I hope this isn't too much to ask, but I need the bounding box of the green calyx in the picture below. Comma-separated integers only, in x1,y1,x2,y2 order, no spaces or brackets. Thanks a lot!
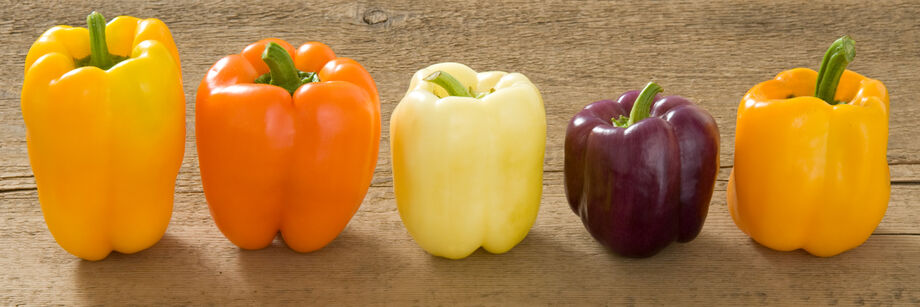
424,71,489,99
75,11,127,70
612,82,663,127
254,42,319,95
814,35,856,105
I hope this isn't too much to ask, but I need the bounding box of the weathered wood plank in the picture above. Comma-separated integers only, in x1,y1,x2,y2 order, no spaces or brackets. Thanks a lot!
2,183,919,305
1,0,919,305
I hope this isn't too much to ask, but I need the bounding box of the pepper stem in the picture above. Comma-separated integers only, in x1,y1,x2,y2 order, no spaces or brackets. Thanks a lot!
612,82,663,127
86,12,114,69
262,42,304,95
814,36,855,104
424,71,473,97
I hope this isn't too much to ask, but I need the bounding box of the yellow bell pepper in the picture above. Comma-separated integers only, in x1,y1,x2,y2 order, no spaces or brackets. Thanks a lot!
390,63,546,259
21,12,184,260
728,36,889,257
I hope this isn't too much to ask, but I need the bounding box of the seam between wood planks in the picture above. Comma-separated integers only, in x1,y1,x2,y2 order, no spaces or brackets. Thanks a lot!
0,187,37,193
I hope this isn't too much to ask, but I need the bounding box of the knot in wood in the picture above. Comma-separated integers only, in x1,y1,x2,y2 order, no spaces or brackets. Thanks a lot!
363,9,388,25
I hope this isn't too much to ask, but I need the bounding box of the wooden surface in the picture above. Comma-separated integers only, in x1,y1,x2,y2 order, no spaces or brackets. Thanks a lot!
2,0,919,305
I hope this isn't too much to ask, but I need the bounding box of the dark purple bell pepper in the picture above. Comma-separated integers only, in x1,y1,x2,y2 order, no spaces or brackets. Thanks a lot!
564,82,719,257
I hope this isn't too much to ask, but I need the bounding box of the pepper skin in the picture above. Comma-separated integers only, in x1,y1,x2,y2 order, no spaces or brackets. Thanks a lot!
728,36,889,257
196,39,380,252
564,83,719,257
390,63,546,259
21,12,184,260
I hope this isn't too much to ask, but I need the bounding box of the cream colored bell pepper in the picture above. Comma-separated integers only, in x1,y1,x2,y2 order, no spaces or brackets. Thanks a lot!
390,62,546,259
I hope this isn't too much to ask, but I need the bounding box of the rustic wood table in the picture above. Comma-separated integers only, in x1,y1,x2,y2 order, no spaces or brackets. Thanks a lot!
2,0,919,305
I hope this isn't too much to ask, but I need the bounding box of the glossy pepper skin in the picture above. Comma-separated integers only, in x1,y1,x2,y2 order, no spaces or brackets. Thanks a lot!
728,40,889,257
390,63,546,259
564,83,719,257
196,39,380,252
21,13,184,260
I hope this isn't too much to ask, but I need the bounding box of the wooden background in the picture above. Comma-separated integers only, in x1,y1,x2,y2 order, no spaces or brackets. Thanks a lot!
2,0,919,305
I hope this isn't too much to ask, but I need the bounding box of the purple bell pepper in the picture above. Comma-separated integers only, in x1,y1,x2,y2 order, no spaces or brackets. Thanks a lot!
564,82,720,257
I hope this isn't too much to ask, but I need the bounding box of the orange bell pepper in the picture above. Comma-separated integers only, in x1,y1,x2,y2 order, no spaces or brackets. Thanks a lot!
196,38,380,252
728,36,890,257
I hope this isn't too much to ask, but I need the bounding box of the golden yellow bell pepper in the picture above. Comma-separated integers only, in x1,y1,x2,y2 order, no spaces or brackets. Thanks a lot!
21,12,184,260
390,63,546,259
728,36,889,257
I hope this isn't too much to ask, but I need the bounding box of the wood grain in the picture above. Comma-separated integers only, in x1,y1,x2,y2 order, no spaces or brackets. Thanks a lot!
2,0,919,305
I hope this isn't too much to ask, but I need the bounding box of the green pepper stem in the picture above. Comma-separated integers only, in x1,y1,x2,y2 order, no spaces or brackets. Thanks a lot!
814,36,855,104
613,82,663,127
262,42,304,95
424,71,473,97
86,12,114,69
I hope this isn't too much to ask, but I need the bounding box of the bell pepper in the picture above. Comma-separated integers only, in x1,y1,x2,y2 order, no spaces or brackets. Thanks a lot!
390,63,546,259
196,38,380,252
728,36,890,257
564,82,720,257
21,12,184,260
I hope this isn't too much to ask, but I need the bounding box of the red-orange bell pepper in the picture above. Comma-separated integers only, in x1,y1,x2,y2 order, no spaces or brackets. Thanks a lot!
196,38,380,252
